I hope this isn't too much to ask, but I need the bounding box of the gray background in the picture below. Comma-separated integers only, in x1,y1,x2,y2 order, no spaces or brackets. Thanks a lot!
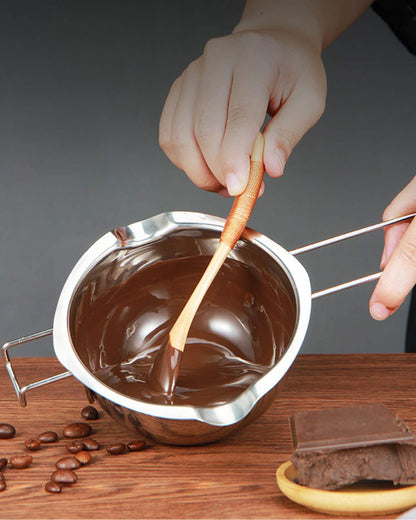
1,1,415,357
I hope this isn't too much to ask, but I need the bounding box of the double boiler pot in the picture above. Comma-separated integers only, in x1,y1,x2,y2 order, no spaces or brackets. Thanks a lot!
3,211,415,445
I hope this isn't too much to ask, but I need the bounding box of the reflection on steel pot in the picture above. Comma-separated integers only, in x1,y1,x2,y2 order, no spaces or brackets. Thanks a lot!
3,211,415,445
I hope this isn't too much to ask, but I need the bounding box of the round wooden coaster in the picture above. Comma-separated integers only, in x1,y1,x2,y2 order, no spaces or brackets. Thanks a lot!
276,460,416,517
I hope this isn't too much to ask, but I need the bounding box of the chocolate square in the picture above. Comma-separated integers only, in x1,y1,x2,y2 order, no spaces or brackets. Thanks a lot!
290,404,416,490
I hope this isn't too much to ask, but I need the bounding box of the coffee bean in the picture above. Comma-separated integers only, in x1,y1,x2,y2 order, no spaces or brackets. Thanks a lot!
9,454,33,469
0,458,7,471
55,457,81,470
62,422,92,439
0,423,16,439
24,438,42,451
51,469,78,484
81,405,99,421
106,443,126,455
127,440,147,452
82,438,100,451
45,480,62,493
66,441,84,454
38,431,58,443
74,451,92,465
0,473,6,491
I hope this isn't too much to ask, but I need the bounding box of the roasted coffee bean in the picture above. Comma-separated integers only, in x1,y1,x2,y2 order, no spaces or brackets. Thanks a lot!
55,456,81,470
0,458,7,471
0,423,16,439
66,441,84,454
38,431,58,443
106,443,126,455
45,480,62,493
81,405,99,421
0,473,6,492
9,454,33,469
127,440,147,452
24,438,42,451
82,438,100,451
74,451,92,466
62,422,92,439
51,469,78,484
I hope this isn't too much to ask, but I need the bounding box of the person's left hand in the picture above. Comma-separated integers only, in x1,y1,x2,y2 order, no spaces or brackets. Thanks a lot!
370,175,416,320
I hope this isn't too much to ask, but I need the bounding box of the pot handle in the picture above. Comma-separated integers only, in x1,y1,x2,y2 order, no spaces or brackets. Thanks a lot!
289,212,416,300
2,329,71,407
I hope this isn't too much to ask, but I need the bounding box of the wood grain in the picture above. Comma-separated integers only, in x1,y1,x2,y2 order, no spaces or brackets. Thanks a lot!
0,354,414,519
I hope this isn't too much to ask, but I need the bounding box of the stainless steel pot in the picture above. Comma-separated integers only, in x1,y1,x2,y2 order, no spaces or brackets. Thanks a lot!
3,211,415,445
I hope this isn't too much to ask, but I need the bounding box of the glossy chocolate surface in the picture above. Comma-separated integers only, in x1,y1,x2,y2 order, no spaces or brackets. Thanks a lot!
70,230,296,407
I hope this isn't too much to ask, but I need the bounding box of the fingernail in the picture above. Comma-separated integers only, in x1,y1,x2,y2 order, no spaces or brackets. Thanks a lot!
226,173,246,196
370,302,391,321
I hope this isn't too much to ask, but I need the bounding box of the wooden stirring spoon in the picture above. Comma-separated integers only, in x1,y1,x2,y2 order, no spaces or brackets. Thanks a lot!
148,133,265,398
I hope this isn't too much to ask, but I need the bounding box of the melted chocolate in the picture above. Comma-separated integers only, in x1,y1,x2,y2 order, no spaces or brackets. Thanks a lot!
147,339,182,398
72,251,296,407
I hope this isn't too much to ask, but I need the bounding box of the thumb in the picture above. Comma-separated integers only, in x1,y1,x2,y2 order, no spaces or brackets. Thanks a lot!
263,78,326,177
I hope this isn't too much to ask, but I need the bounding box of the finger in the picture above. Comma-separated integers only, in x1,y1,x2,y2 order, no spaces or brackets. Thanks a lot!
169,61,222,192
263,75,326,178
380,175,416,268
159,77,182,160
380,222,408,269
383,175,416,220
193,38,234,186
220,57,274,195
370,217,416,320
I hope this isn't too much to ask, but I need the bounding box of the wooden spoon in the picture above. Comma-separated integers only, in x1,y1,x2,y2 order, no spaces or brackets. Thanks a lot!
148,133,265,397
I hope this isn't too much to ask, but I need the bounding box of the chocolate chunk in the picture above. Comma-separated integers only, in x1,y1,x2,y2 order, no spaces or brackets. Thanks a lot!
290,404,416,490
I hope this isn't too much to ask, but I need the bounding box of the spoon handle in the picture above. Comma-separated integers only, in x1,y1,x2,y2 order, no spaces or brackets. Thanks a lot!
168,133,265,352
220,133,265,248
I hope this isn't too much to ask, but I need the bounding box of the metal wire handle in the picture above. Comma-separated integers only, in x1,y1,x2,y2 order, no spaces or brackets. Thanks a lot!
290,212,416,300
2,329,71,406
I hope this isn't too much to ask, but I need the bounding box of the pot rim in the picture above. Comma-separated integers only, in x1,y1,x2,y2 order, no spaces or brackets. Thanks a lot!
53,211,311,426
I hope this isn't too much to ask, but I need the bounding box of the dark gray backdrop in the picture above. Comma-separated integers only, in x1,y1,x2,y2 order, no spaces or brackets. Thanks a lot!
1,1,415,357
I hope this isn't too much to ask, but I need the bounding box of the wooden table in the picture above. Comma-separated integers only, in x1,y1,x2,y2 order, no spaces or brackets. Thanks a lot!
0,354,415,519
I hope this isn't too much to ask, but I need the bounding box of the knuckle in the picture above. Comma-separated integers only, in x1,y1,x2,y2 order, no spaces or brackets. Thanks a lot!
227,104,250,126
311,90,326,120
182,58,200,79
383,203,395,222
194,112,212,144
398,239,416,265
170,133,192,154
158,133,172,155
203,37,225,56
237,30,270,51
275,128,299,157
158,125,171,151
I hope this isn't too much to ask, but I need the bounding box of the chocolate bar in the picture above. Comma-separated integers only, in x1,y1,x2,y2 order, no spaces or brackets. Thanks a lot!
290,404,416,490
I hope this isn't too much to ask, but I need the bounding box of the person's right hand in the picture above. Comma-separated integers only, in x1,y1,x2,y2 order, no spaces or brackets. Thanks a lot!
159,28,327,196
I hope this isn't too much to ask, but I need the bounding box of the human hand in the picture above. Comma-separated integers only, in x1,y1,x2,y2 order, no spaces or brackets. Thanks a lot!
370,176,416,320
159,28,326,196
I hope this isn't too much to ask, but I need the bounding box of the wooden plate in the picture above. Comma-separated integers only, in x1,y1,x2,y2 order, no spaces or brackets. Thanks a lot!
276,461,416,516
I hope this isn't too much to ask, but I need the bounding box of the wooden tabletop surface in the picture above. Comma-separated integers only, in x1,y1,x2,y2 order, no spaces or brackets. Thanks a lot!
0,354,415,519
